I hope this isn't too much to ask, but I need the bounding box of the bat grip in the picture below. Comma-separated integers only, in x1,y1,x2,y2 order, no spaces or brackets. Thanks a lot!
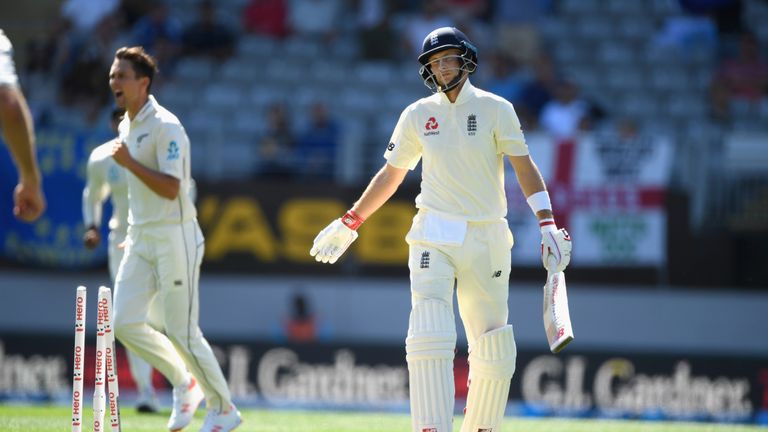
547,255,558,275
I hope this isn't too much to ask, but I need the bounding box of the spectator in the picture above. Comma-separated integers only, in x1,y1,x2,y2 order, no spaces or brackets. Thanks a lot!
712,31,768,105
678,0,744,37
181,0,237,61
288,0,343,43
58,20,115,124
256,103,295,178
130,2,182,73
296,102,340,178
402,0,454,58
354,0,398,61
242,0,289,38
60,0,120,37
517,54,558,131
539,79,589,138
446,0,491,22
284,292,317,343
482,51,528,104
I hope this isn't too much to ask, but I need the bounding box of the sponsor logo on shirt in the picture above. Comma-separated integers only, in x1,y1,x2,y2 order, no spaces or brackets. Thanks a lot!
423,117,439,136
137,133,149,143
167,140,179,161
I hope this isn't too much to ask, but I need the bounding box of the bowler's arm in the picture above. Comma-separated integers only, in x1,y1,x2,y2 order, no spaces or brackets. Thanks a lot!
112,140,180,200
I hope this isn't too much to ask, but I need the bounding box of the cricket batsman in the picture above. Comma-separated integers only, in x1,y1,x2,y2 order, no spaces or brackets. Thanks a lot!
310,27,571,432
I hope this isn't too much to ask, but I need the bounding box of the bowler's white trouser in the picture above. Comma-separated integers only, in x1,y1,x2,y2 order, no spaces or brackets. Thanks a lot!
109,227,160,399
113,219,232,412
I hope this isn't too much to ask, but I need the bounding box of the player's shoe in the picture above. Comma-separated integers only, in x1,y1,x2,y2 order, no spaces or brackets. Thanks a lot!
199,404,242,432
167,377,205,431
136,391,160,413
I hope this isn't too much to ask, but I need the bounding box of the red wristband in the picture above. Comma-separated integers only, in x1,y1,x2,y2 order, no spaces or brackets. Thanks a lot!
539,218,557,233
341,210,365,231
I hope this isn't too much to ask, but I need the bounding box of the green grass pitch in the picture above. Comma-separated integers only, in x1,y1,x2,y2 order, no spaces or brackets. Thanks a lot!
0,404,762,431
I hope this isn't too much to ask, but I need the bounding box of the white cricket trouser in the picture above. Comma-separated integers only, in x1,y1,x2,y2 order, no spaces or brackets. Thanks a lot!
113,219,232,412
406,217,514,432
109,227,160,398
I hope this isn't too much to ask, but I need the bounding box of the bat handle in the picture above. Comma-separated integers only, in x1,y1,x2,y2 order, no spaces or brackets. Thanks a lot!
547,255,558,275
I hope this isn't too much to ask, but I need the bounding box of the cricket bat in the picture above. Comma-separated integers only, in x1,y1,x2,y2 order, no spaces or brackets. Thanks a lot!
543,259,574,353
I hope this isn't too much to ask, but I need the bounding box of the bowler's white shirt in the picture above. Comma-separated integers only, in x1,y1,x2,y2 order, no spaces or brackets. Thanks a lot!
83,141,129,233
385,80,528,221
118,95,196,226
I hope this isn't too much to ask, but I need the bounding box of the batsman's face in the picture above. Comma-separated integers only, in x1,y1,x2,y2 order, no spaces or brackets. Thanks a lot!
427,49,462,86
109,59,147,109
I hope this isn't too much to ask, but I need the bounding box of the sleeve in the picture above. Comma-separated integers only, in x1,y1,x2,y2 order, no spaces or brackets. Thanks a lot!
155,122,188,180
383,106,422,170
82,151,109,228
495,100,529,156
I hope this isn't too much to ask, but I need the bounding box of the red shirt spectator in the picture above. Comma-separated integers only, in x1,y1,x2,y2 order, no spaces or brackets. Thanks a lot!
242,0,289,38
714,31,768,102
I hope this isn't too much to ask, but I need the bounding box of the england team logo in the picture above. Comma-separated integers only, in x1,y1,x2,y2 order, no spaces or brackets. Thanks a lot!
467,114,477,135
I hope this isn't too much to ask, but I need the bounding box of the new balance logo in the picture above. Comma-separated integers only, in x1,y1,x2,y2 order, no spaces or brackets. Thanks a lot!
492,270,502,278
420,251,430,269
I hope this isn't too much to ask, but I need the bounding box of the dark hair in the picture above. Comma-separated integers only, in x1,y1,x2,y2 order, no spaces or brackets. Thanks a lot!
114,46,159,92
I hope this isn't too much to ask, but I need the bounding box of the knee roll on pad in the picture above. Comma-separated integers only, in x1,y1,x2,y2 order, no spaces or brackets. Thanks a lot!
461,325,517,432
406,299,456,432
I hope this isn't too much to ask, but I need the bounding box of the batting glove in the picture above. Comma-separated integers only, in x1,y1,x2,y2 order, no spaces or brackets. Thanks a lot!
540,218,572,273
310,211,364,264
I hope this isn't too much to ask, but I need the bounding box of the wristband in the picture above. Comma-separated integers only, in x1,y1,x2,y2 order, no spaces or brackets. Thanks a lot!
526,191,552,214
341,210,365,231
539,218,557,233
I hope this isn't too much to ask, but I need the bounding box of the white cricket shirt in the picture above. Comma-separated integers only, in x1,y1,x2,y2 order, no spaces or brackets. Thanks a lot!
83,140,129,233
385,80,528,221
117,95,196,226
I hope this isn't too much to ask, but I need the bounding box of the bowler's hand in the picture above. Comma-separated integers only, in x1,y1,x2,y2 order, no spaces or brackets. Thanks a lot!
541,228,571,273
13,179,45,222
111,139,132,167
310,219,358,264
83,226,101,249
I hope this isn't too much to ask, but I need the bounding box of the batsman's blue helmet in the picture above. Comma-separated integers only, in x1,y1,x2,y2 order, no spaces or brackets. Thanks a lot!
418,27,478,93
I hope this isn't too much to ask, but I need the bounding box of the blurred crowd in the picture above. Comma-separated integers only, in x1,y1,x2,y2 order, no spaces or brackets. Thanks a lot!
11,0,768,181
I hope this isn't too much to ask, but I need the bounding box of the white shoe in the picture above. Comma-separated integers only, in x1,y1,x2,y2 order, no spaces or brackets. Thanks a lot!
200,405,242,432
167,377,205,431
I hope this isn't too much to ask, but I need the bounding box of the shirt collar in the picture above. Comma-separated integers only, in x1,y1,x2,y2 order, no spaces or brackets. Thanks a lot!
133,95,158,123
438,78,475,105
